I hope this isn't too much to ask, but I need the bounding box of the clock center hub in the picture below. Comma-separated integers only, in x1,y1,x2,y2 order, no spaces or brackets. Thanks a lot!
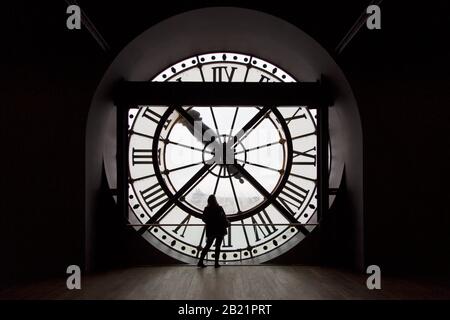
202,134,247,179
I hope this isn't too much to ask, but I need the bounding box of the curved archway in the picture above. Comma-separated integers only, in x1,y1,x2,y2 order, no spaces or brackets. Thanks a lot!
85,7,364,270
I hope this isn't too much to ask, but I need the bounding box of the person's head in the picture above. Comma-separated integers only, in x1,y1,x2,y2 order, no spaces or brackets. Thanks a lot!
207,194,219,207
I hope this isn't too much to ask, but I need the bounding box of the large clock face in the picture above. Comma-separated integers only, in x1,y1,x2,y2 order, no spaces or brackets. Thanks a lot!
127,52,322,263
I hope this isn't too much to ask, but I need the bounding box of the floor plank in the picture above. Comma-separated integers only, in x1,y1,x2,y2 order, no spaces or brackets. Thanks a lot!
1,266,449,300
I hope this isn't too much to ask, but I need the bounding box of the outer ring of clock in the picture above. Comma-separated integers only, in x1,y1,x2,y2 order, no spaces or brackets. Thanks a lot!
90,7,358,265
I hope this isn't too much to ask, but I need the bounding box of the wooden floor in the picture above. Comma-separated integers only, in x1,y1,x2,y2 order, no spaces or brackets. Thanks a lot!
1,265,450,300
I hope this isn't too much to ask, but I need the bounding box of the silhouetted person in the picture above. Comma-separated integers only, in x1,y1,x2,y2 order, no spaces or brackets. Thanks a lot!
198,195,230,268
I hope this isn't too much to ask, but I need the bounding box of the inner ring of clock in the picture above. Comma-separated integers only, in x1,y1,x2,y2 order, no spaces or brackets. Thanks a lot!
156,106,291,218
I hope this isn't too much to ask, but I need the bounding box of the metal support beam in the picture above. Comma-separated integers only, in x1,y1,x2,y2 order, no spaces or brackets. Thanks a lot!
316,76,329,222
114,81,332,107
116,103,129,221
64,0,110,52
128,224,319,227
335,0,383,55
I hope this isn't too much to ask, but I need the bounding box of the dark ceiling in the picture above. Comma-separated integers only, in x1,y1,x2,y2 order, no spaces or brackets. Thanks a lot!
77,0,369,55
7,1,450,67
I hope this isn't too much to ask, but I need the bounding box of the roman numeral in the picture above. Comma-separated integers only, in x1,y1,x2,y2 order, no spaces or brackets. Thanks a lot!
142,107,162,124
142,107,172,129
293,146,316,166
259,74,271,82
173,215,191,238
132,148,152,165
292,131,316,141
285,110,307,124
222,227,232,248
278,181,309,215
251,210,278,242
139,183,168,211
212,66,237,82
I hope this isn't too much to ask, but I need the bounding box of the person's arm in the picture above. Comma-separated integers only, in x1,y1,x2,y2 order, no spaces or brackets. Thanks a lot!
201,207,208,223
221,207,230,227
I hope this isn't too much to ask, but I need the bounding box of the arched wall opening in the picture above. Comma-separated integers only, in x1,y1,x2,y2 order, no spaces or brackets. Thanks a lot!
85,7,364,271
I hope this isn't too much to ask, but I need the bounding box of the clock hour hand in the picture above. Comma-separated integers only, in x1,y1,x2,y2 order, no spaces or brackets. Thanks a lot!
176,107,245,183
177,108,219,148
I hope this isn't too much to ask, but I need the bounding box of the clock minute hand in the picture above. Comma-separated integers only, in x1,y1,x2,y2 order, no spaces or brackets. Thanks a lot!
232,163,309,236
230,106,270,149
175,107,245,183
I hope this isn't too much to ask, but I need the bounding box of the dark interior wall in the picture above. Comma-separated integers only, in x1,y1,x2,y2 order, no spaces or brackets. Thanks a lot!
2,1,450,286
1,2,107,286
340,2,450,276
93,171,179,270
